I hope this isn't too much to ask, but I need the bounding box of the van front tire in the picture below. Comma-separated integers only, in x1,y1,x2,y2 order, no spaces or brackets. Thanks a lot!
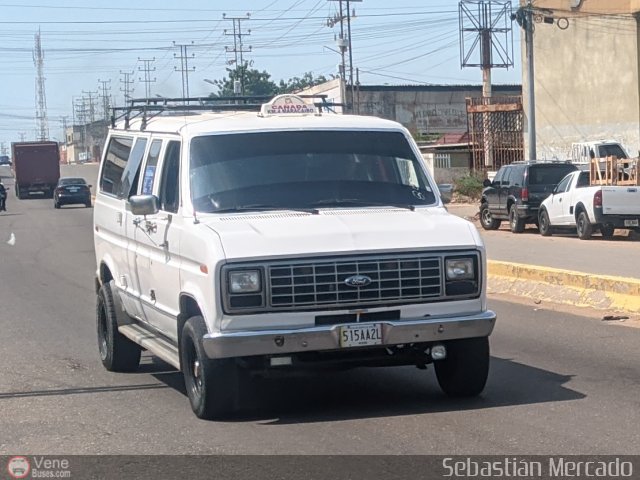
96,282,141,372
434,337,490,397
181,316,240,420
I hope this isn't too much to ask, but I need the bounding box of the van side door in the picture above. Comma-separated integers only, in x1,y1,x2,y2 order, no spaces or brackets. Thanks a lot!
133,140,183,341
95,135,143,317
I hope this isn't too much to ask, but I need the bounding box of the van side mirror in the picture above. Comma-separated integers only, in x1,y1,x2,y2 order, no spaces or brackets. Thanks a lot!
483,179,492,188
129,194,159,216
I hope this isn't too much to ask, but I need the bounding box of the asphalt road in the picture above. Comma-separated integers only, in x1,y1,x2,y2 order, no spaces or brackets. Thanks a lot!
0,165,639,455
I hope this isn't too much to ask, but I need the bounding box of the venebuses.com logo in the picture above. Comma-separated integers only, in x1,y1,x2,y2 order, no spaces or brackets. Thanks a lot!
7,456,31,479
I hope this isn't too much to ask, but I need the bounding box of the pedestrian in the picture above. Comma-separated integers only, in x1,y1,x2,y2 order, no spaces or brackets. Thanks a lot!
0,180,7,212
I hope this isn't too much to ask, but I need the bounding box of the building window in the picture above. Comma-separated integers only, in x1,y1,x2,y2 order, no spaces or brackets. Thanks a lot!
434,153,451,169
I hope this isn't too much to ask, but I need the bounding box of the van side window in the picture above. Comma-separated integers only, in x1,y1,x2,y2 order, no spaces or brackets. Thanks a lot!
159,141,181,213
100,136,133,196
141,139,162,195
120,137,148,198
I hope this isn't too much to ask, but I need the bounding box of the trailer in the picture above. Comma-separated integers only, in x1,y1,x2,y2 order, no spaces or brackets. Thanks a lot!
11,141,61,199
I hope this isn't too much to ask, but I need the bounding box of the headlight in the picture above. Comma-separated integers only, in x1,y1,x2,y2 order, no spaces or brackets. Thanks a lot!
229,270,261,293
445,258,475,280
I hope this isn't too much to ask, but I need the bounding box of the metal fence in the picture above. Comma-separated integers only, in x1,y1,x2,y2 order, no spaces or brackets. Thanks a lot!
466,96,524,171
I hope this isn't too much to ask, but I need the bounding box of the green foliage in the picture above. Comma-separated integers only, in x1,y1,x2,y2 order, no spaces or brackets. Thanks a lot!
210,65,278,97
277,72,332,93
208,66,331,97
454,173,484,200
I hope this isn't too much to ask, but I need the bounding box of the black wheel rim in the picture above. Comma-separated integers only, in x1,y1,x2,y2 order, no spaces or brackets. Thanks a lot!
185,339,203,399
97,300,108,361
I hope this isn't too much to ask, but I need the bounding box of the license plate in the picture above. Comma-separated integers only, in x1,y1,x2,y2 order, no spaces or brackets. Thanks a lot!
68,187,79,192
624,219,639,227
339,323,383,348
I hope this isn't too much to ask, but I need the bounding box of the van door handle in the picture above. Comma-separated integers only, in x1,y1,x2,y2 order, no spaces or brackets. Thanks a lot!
116,212,123,225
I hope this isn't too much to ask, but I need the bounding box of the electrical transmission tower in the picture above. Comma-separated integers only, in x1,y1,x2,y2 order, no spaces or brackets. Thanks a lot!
98,79,112,120
137,57,156,98
327,0,362,112
174,41,196,99
120,70,135,104
33,29,49,141
459,1,514,168
223,13,252,95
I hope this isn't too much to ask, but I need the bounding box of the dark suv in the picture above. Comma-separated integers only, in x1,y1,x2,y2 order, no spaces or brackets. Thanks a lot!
480,162,578,233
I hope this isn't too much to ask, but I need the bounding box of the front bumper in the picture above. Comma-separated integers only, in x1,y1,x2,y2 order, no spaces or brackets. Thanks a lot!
202,310,496,359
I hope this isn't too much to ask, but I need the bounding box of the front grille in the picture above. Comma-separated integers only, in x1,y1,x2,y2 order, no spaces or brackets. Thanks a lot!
268,254,443,309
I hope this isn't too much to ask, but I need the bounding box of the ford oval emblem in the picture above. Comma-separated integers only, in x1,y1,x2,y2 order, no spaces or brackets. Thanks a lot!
344,275,372,288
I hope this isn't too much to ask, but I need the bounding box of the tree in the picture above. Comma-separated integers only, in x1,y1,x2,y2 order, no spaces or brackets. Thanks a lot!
278,72,332,94
208,67,333,98
210,65,278,97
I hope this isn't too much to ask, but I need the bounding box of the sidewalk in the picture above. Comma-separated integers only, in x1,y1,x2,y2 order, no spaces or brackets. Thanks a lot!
447,203,640,314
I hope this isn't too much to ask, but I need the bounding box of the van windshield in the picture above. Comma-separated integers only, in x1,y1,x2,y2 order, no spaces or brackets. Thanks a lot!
189,130,435,213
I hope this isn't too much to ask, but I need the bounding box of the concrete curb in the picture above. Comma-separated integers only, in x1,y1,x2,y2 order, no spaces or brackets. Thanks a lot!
488,260,640,314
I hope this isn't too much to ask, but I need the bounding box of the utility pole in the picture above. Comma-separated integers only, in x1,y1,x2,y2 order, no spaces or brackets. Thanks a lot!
120,70,135,104
524,0,536,160
60,116,69,144
98,79,112,120
33,28,49,141
174,41,196,99
137,57,156,98
19,132,26,142
223,13,252,95
327,0,362,112
82,91,97,123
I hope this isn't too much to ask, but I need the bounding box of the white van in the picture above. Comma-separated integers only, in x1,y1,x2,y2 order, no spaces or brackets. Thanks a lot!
93,95,496,419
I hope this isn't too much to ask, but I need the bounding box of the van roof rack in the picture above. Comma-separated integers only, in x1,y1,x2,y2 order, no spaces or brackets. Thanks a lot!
110,94,342,130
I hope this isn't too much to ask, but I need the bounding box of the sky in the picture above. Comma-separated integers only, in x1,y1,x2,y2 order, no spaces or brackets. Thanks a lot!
0,0,523,149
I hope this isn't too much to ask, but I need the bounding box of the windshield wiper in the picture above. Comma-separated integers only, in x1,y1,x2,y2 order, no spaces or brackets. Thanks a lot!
212,203,320,215
308,199,416,211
